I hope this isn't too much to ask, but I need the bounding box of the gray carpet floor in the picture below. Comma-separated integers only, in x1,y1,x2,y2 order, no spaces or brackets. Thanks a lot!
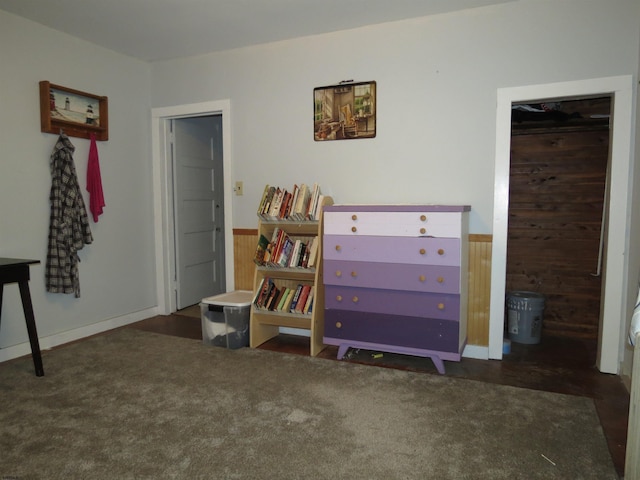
0,329,618,479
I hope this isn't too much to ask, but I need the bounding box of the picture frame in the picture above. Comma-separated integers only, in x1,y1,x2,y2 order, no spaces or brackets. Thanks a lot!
314,81,376,141
39,81,109,141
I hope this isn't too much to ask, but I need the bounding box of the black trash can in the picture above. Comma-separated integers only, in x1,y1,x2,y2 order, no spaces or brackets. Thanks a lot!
506,291,545,345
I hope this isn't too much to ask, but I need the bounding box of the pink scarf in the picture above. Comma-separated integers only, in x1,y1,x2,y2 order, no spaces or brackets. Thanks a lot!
87,133,105,222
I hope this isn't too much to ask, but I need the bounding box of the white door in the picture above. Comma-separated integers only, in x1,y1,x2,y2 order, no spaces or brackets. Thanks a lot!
172,115,226,308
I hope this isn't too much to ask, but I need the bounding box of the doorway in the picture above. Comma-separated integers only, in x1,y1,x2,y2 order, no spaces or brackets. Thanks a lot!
151,100,234,316
489,76,635,374
506,97,611,358
172,115,226,309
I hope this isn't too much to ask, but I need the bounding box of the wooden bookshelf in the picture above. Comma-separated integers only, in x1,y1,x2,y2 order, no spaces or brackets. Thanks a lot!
250,196,333,356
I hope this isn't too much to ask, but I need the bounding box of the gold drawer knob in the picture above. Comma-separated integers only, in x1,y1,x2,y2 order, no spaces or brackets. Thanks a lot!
419,275,426,282
419,248,426,255
438,303,445,310
335,270,342,278
420,227,426,235
336,321,342,329
437,276,444,284
335,245,341,251
351,214,358,221
420,215,427,222
336,295,343,302
351,271,357,278
438,248,445,256
352,296,359,303
351,226,357,233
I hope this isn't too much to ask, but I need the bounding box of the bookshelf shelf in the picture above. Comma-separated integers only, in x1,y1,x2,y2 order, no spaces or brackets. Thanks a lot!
250,195,334,356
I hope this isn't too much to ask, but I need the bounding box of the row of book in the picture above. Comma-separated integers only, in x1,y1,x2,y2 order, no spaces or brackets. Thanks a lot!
253,278,315,315
257,183,325,221
254,229,319,269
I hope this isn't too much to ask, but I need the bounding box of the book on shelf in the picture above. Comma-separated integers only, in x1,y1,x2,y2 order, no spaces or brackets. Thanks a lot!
282,288,296,312
270,288,286,311
307,183,320,220
292,184,310,221
307,237,319,268
268,228,285,267
256,183,326,222
255,232,318,270
277,237,294,267
313,194,325,220
253,234,270,266
307,297,313,314
276,287,290,311
289,184,299,219
259,186,277,219
288,239,301,268
254,277,273,308
253,277,265,306
265,286,280,311
294,285,311,314
297,242,308,268
268,188,284,219
303,286,315,314
257,184,270,217
288,285,303,313
279,191,292,219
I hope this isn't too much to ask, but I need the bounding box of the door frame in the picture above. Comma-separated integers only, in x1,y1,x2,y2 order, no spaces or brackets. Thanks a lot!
151,100,233,315
489,75,634,373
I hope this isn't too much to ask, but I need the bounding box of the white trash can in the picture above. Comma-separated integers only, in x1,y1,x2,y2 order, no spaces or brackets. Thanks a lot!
200,290,253,349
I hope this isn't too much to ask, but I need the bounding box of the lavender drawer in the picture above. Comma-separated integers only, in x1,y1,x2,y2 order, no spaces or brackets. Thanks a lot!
325,285,460,321
324,259,460,294
323,235,460,266
324,309,461,354
323,210,465,238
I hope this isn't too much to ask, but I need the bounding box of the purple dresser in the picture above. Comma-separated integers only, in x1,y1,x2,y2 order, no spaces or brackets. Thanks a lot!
322,205,470,374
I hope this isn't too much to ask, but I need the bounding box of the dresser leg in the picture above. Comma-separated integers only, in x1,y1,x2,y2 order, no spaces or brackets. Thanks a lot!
337,344,350,360
430,355,445,375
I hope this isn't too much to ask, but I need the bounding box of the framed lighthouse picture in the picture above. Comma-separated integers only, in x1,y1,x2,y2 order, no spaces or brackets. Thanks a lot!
39,81,109,141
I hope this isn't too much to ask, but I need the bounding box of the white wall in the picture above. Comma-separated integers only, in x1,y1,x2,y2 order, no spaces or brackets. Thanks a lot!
1,0,639,368
0,11,155,354
150,0,639,236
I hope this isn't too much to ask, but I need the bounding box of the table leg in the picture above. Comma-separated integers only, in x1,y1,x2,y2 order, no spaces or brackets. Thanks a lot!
18,281,44,376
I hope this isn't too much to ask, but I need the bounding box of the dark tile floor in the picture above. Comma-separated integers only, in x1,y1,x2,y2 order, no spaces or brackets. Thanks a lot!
129,313,629,478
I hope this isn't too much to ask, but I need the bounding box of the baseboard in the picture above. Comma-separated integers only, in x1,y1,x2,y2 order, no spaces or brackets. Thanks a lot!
0,307,159,365
462,344,489,360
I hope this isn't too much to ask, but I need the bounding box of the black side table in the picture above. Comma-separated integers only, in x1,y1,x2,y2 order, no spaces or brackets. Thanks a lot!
0,258,44,376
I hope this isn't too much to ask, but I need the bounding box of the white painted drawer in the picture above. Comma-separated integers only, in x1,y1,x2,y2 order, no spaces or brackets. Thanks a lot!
324,211,463,238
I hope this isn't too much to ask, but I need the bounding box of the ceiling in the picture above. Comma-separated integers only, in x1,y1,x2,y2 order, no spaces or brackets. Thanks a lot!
0,0,515,62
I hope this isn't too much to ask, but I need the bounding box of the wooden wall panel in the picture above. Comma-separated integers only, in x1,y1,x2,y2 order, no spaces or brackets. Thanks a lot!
467,234,492,346
233,229,493,347
233,229,257,291
508,124,609,339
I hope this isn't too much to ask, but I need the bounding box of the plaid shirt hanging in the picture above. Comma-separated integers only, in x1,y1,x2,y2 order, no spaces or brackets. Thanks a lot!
45,133,93,298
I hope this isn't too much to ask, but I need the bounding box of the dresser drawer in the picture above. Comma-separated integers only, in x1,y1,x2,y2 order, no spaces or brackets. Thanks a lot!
324,310,460,353
324,259,460,294
325,285,460,321
323,235,460,266
324,211,464,238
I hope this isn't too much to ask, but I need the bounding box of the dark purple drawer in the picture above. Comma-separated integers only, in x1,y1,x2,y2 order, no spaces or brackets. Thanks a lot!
323,259,460,293
323,235,460,266
324,285,460,321
324,309,461,354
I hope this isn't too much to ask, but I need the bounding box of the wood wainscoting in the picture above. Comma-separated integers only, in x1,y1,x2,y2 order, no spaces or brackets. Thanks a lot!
233,229,492,347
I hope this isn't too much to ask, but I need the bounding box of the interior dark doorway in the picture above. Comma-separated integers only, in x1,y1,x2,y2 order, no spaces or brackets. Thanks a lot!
506,96,612,367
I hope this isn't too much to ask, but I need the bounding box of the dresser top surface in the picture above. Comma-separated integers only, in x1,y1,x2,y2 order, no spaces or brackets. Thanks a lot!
325,205,471,213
